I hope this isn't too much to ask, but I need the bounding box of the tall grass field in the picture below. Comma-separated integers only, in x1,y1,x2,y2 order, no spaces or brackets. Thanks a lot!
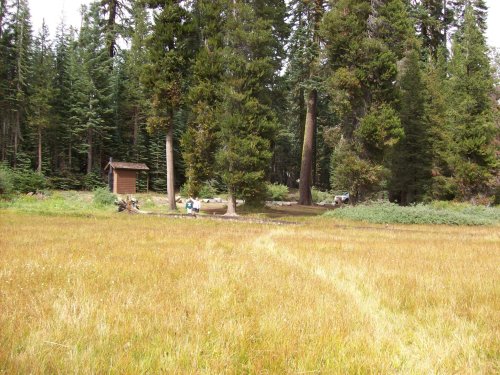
0,204,499,372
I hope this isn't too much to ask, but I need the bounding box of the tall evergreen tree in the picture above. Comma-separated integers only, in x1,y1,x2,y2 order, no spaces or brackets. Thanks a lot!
29,20,55,173
71,3,113,176
0,0,16,162
182,0,225,197
323,0,409,202
411,0,452,59
100,0,132,59
297,0,323,206
109,0,150,186
142,0,194,210
390,46,432,204
449,0,488,32
447,4,497,198
424,50,456,200
53,25,80,174
10,0,31,168
214,0,286,215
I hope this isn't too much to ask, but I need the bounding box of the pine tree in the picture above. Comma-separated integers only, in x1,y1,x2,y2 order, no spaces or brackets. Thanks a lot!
449,0,488,32
123,0,149,161
420,48,458,200
29,20,55,174
54,25,81,174
323,0,409,202
447,4,497,198
214,0,286,215
0,0,16,162
100,0,130,59
71,3,113,176
296,0,323,206
411,0,452,59
390,46,432,204
142,0,195,210
181,0,225,197
9,0,31,168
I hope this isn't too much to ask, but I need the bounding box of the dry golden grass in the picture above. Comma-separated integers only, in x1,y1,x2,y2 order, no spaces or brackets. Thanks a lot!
0,212,498,373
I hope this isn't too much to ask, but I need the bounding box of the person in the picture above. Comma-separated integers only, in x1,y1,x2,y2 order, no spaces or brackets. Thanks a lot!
193,197,201,214
185,197,193,214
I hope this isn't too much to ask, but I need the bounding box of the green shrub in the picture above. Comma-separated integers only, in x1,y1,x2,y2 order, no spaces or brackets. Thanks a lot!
0,164,14,194
48,174,84,190
83,172,105,191
181,180,219,199
199,180,218,199
179,184,189,198
266,183,289,201
93,187,116,206
324,201,500,226
312,187,332,203
13,169,47,193
494,185,500,206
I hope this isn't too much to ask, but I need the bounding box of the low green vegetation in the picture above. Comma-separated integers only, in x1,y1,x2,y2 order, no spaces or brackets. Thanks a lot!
325,201,500,226
180,180,220,199
92,187,117,206
0,191,115,217
0,164,47,194
2,190,498,226
265,183,289,201
311,187,333,203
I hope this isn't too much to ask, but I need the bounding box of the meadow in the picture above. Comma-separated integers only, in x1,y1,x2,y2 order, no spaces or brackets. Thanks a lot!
0,195,499,373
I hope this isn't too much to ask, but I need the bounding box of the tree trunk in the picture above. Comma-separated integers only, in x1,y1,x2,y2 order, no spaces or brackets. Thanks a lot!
13,111,19,168
0,0,4,40
106,0,118,59
1,117,6,161
166,122,176,210
133,107,138,146
298,88,317,205
298,0,322,205
87,128,93,174
68,139,72,171
37,126,42,173
225,188,237,216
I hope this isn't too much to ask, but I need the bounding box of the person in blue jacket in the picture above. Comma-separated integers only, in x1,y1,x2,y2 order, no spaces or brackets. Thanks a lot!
185,197,194,214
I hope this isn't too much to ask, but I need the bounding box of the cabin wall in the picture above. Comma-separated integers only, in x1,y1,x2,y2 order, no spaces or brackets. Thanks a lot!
114,170,137,194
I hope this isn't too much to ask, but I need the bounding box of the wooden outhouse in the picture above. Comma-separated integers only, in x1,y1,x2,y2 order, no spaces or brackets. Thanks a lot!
104,160,149,194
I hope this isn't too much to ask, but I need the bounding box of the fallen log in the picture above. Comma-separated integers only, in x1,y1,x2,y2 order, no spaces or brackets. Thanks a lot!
115,196,142,213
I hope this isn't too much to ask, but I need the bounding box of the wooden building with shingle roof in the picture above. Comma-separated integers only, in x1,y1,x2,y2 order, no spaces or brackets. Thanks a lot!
104,159,149,194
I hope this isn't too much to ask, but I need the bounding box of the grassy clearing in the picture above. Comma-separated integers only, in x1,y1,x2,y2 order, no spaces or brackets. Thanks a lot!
0,211,498,373
325,201,500,226
0,191,115,218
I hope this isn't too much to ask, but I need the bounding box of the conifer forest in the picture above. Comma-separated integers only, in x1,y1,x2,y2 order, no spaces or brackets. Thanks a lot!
0,0,498,207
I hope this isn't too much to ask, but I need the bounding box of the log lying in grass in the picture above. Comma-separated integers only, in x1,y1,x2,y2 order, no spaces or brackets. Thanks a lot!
115,196,143,214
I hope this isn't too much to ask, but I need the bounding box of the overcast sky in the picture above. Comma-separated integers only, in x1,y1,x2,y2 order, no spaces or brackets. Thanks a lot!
29,0,500,50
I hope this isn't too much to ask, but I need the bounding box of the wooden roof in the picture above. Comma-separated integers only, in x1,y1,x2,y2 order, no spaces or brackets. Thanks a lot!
105,161,149,171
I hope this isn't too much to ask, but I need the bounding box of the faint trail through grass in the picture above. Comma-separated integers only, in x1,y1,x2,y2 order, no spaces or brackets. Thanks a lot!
252,228,494,373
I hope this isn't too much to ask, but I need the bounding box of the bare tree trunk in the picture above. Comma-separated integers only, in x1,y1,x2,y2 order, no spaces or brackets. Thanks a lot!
106,0,118,59
14,111,19,168
87,128,93,174
68,139,72,171
1,117,6,161
14,0,24,169
225,188,237,216
0,0,4,40
298,0,322,206
166,123,176,210
37,126,42,173
133,107,138,146
443,0,447,46
298,89,317,205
